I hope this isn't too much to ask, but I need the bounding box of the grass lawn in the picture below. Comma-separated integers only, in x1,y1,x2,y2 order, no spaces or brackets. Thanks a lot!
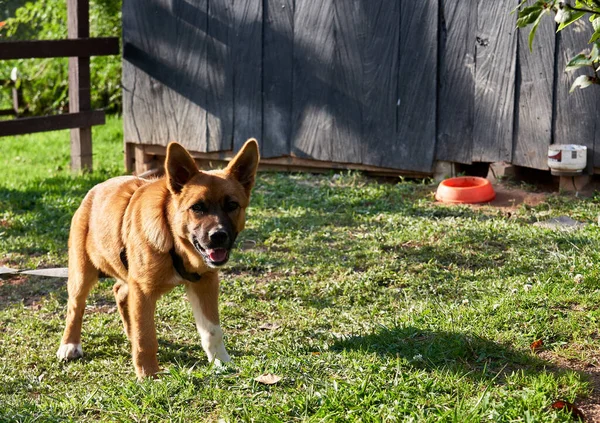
2,118,600,421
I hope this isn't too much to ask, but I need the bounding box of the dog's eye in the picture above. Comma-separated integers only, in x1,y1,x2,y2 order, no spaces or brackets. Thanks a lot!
190,202,208,214
224,201,239,212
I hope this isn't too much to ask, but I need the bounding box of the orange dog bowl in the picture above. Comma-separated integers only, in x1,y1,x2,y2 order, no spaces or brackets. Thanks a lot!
435,177,496,204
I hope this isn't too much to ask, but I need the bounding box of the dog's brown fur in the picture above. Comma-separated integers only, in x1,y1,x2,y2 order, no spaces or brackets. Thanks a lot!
57,140,259,378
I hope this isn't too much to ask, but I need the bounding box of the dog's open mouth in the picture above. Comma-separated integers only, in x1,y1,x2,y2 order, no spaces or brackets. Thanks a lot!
192,237,230,266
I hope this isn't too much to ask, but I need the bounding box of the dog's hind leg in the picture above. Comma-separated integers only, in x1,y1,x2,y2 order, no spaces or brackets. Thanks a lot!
57,232,99,360
113,280,131,339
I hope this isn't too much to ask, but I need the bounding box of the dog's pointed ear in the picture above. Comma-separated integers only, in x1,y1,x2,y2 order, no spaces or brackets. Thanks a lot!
165,142,199,194
225,139,260,196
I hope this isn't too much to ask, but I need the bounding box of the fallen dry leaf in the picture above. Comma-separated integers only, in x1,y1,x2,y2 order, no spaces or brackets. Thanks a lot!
240,240,257,251
258,322,281,331
530,339,544,352
254,373,282,385
550,400,585,420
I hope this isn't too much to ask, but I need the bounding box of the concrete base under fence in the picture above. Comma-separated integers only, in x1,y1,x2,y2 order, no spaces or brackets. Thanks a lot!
432,161,458,182
559,174,592,193
124,143,432,179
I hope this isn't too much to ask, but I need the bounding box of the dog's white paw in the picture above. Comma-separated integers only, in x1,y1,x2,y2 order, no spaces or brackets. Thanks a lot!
214,352,232,367
209,341,232,366
56,343,83,361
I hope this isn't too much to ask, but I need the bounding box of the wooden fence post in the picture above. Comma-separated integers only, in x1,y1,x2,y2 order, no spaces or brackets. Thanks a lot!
67,0,92,171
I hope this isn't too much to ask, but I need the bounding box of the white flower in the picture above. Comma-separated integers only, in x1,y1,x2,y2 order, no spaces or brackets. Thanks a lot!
523,284,533,292
412,354,423,361
461,299,469,305
555,7,571,24
574,274,584,283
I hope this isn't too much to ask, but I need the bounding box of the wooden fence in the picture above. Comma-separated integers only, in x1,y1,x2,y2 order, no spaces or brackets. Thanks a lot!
0,0,119,171
122,0,600,176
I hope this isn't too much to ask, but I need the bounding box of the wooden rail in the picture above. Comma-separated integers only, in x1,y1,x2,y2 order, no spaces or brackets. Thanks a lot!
0,38,119,60
0,111,105,136
0,0,119,171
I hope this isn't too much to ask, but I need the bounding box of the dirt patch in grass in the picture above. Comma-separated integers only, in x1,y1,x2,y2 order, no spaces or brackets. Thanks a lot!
433,184,548,211
0,275,65,310
487,185,548,210
539,350,600,422
0,274,28,287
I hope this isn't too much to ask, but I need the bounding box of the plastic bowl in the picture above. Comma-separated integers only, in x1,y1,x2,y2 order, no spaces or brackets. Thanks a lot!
435,177,496,204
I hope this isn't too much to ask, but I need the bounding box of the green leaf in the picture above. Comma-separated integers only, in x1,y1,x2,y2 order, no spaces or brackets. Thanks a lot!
517,4,544,28
511,0,530,15
528,9,550,51
591,17,600,42
566,44,600,71
592,42,600,60
566,53,594,71
575,0,600,11
557,11,586,31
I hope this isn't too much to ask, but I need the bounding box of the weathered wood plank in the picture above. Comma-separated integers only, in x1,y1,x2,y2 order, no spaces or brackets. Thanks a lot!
330,0,363,164
554,24,599,173
360,0,400,168
436,0,476,164
0,267,18,276
0,38,119,60
472,1,517,163
0,111,105,137
262,0,293,158
513,17,555,170
21,268,69,278
171,0,211,151
392,0,437,172
206,0,234,151
291,0,335,161
232,0,262,152
122,0,211,152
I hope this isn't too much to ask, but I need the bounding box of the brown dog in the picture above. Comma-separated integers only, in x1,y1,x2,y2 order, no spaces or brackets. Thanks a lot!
57,139,259,378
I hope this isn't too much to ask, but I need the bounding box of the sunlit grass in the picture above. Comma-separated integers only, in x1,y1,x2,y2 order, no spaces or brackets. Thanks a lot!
1,118,600,421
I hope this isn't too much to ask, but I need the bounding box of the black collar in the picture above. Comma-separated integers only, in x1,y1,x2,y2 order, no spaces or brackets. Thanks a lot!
169,248,202,282
119,248,202,282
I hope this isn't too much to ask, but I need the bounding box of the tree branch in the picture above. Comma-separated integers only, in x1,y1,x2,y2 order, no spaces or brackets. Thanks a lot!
567,5,600,14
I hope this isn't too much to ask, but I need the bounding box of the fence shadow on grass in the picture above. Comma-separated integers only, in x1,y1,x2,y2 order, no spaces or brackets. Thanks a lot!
0,173,118,311
0,175,112,266
0,275,66,312
331,325,583,386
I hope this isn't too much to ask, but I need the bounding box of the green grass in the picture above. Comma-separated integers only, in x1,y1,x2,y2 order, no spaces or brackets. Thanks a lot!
2,119,600,421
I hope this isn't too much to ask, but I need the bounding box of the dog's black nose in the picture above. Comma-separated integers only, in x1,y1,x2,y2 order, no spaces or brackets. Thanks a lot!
209,229,229,245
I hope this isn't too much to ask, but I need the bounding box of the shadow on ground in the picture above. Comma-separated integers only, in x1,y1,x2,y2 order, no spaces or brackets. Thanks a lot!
331,325,587,387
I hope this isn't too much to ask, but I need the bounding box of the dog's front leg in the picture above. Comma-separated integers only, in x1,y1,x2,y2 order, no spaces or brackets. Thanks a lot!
185,272,231,366
127,283,160,378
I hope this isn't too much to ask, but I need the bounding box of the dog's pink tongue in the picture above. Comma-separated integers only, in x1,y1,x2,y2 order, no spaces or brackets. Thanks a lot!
208,248,227,262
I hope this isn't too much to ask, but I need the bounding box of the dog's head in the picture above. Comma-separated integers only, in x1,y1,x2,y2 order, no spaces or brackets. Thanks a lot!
165,139,259,268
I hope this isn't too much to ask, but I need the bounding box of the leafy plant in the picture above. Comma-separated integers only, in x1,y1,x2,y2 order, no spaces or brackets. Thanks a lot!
0,0,122,115
517,0,600,91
